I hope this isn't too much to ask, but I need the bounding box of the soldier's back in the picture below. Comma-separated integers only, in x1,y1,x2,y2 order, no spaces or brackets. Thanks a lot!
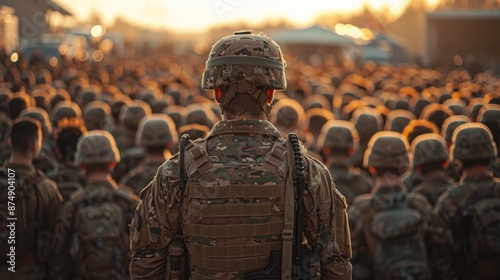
330,166,373,205
411,174,453,206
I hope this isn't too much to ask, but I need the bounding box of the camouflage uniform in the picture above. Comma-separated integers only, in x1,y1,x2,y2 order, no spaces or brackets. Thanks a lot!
432,123,500,280
348,132,434,280
0,162,64,279
51,131,139,280
130,31,352,280
46,165,87,202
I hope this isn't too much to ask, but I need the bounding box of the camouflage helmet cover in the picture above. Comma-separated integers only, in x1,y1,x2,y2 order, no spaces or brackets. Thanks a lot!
411,134,449,167
20,107,53,137
76,130,120,165
451,123,497,161
318,120,359,151
363,131,411,174
136,114,178,147
442,115,470,144
50,101,82,127
120,100,152,130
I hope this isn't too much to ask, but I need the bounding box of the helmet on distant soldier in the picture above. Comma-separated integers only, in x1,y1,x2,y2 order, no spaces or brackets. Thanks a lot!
136,114,178,148
364,131,411,174
318,120,359,153
120,100,151,130
20,107,52,139
411,134,449,167
50,101,82,128
75,130,120,165
83,101,112,131
441,115,470,145
450,123,497,161
202,30,287,116
385,110,416,133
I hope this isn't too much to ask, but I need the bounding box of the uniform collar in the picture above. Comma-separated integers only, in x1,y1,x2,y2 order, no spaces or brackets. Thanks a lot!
207,119,283,139
461,172,494,184
3,161,37,177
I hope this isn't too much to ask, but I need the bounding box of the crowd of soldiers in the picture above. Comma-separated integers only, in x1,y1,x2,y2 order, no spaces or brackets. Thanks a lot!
0,35,499,280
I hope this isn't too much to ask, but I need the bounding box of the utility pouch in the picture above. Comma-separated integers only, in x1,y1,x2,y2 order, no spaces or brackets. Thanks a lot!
165,234,188,280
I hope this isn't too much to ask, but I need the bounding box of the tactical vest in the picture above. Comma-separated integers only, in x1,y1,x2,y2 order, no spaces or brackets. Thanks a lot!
182,134,289,278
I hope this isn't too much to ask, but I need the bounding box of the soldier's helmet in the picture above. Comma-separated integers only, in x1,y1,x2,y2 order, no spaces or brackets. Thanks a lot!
75,130,120,165
20,107,53,138
351,107,383,143
202,30,287,116
120,100,151,130
318,120,359,152
442,115,470,145
136,114,178,148
411,134,449,167
83,101,112,131
451,123,497,161
385,109,416,133
50,101,82,128
363,131,411,174
478,104,500,125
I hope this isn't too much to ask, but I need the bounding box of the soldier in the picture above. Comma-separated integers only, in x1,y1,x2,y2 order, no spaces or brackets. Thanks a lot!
410,134,453,206
318,120,373,205
384,109,415,133
477,104,500,177
348,131,434,280
442,115,470,182
350,107,383,174
432,123,500,280
83,100,113,131
51,130,139,280
120,115,177,195
47,118,87,201
0,118,64,279
130,31,352,279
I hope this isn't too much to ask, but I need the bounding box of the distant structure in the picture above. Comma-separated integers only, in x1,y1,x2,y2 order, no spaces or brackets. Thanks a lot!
2,0,72,41
425,10,500,74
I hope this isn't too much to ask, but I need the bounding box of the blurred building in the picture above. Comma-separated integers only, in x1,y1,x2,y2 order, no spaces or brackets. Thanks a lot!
0,6,18,54
2,0,72,42
425,10,500,74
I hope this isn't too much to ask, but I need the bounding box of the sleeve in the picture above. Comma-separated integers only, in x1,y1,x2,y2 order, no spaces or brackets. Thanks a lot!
129,157,182,279
303,157,352,280
430,193,460,280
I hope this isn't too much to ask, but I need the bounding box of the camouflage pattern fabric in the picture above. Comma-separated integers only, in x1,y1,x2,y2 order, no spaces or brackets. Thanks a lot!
329,165,373,206
403,171,425,191
120,162,162,195
47,165,87,201
112,146,145,183
51,179,139,280
0,162,64,279
348,184,434,280
411,172,453,206
432,174,500,280
130,119,352,279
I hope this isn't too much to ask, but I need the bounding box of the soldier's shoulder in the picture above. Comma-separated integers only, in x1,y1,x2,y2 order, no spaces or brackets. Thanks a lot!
406,192,433,210
350,193,372,213
115,184,139,204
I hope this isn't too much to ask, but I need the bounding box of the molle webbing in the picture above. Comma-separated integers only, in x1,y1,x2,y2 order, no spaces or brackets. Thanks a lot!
189,184,284,199
186,221,283,238
190,202,285,217
191,254,270,271
190,241,282,259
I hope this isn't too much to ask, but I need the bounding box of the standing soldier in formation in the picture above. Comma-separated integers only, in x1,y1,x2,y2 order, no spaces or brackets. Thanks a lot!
432,123,500,280
52,130,138,279
130,31,352,279
0,118,64,279
348,131,434,280
410,134,453,206
318,120,373,205
120,114,177,195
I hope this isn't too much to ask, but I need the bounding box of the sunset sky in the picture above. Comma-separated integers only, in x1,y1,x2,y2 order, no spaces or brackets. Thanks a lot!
57,0,440,32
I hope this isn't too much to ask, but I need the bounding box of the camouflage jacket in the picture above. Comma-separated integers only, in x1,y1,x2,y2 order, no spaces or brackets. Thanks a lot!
51,178,139,280
431,173,500,280
348,182,434,280
411,171,454,207
47,164,87,201
120,161,163,195
328,164,373,206
0,162,64,280
129,119,352,280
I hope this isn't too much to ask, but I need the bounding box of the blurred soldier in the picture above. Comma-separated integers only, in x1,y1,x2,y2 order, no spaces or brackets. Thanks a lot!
7,93,34,120
130,31,352,279
477,104,500,177
350,107,383,173
318,120,373,205
47,101,83,157
384,109,415,133
112,100,152,181
120,115,177,195
47,118,87,201
348,132,434,280
442,115,470,182
420,103,454,133
0,118,64,279
83,100,113,131
52,130,138,280
402,119,440,190
410,134,453,206
304,107,334,154
432,123,500,280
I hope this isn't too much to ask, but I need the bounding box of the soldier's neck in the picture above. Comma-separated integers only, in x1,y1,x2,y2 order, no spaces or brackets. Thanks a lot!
86,172,114,183
463,165,490,178
9,152,33,166
375,172,402,188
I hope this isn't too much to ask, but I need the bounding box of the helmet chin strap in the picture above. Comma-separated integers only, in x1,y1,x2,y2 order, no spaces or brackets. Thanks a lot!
219,81,271,117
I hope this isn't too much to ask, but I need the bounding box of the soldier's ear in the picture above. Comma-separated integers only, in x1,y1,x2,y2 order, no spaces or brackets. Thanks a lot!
214,88,222,103
266,89,274,105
